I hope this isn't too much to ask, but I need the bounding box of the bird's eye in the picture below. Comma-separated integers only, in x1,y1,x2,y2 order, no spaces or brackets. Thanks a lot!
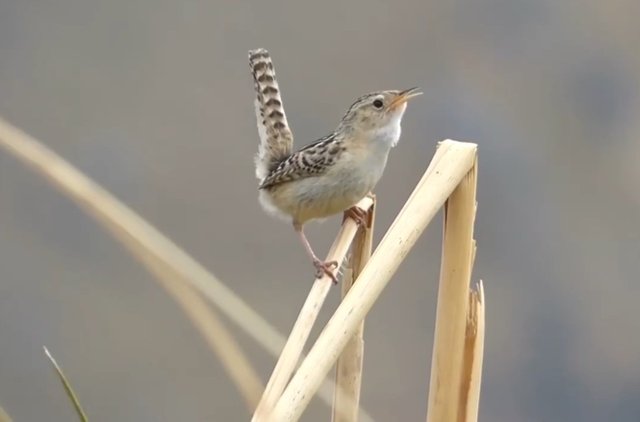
373,99,384,109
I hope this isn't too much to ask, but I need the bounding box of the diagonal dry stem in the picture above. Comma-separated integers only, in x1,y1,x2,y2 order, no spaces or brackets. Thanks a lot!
0,117,263,411
252,196,374,421
0,405,14,422
135,251,264,409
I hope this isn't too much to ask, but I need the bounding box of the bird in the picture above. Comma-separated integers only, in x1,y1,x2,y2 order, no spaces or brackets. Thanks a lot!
248,48,421,282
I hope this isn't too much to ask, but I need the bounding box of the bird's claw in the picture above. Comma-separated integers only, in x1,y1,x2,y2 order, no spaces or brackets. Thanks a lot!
313,259,339,283
344,206,369,227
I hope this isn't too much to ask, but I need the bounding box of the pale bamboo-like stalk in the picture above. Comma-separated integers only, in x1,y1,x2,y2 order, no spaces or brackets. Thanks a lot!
426,158,478,422
332,198,375,422
0,117,374,420
462,281,485,422
269,140,478,421
252,196,374,421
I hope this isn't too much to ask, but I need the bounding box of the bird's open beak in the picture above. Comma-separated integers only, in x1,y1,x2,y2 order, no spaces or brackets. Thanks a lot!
388,87,422,109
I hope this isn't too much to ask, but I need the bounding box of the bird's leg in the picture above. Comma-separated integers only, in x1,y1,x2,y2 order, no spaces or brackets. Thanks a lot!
343,206,369,227
294,223,339,283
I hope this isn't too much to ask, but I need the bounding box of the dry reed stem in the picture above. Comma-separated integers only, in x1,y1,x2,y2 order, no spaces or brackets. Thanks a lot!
270,140,478,421
462,281,485,422
137,253,264,409
0,117,374,420
426,158,478,422
43,347,89,422
332,199,375,422
252,196,374,421
0,117,262,411
0,405,13,422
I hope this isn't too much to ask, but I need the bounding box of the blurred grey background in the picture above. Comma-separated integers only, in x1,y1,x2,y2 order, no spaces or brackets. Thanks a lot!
1,0,639,420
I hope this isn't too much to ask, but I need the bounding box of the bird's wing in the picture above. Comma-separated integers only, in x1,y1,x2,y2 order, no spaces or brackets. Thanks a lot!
259,134,345,189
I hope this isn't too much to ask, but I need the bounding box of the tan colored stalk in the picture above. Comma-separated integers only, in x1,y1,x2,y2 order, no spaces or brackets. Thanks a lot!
269,140,478,421
426,158,478,422
0,117,263,411
138,254,264,409
252,196,374,421
0,405,14,422
332,198,375,422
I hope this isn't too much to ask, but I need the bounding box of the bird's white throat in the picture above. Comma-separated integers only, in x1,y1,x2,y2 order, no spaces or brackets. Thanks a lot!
371,109,404,148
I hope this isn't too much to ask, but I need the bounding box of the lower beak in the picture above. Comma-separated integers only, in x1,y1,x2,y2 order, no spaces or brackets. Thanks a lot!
389,87,422,109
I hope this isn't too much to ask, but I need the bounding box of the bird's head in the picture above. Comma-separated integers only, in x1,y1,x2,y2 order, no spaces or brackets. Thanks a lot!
338,87,422,147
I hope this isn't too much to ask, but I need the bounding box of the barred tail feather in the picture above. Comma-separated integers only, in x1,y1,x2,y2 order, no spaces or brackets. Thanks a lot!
248,48,293,181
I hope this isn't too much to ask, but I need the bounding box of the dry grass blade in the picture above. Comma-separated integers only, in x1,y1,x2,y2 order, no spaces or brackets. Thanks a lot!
43,347,89,422
332,198,375,422
0,117,374,420
270,140,478,421
252,196,374,421
0,405,14,422
137,252,264,409
426,158,478,422
0,117,262,411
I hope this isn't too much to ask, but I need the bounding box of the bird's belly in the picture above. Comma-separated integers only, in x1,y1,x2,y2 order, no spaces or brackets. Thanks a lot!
261,174,374,224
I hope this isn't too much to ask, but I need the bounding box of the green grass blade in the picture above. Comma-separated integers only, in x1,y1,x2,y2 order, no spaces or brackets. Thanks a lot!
43,347,89,422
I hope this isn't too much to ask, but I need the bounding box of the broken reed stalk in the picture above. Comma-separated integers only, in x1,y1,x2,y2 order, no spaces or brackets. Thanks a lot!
332,199,375,422
43,347,89,422
426,158,479,422
0,117,375,420
268,140,478,421
462,281,485,422
252,196,374,421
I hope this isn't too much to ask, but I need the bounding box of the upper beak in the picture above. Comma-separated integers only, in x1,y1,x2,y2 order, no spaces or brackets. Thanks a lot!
388,87,422,109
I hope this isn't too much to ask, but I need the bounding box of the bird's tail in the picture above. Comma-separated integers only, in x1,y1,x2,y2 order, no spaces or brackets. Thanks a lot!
248,48,293,181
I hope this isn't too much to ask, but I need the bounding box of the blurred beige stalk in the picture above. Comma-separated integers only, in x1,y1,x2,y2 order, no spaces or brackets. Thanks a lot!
0,117,263,410
425,159,483,422
0,117,374,419
0,405,13,422
332,199,375,422
268,140,478,421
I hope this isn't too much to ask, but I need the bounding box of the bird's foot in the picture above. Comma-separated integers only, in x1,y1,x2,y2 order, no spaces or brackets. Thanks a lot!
344,206,369,227
313,259,339,283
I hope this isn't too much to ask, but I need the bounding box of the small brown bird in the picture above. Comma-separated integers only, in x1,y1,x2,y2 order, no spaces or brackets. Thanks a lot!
248,48,420,282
